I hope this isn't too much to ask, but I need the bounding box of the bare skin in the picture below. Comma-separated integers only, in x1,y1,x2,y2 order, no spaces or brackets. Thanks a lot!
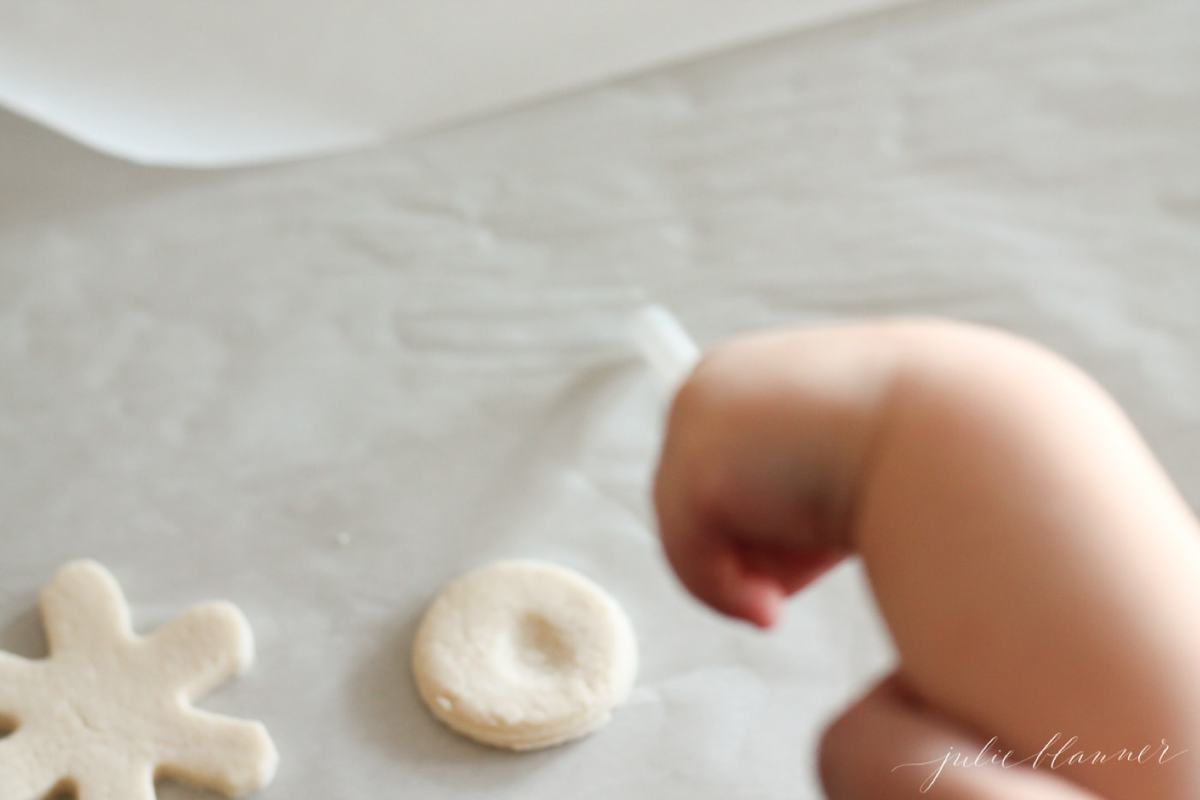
653,318,1200,799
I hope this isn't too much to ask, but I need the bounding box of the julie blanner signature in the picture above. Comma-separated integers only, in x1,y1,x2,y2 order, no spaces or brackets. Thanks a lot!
892,733,1188,793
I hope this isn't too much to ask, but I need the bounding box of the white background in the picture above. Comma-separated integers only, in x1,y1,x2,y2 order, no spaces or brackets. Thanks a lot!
2,0,1198,797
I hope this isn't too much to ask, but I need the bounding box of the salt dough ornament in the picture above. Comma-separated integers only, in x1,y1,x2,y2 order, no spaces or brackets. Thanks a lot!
413,560,637,751
0,560,278,800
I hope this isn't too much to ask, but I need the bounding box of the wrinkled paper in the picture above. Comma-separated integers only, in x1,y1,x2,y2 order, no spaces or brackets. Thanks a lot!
1,1,1198,799
1,0,913,166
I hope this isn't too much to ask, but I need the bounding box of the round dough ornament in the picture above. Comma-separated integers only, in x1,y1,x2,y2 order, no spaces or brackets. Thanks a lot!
412,560,637,751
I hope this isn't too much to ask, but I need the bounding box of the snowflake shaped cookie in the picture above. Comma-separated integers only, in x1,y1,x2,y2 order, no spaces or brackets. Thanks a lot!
0,560,278,800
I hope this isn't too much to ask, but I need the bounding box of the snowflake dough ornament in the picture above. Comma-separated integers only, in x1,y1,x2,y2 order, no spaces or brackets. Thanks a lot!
0,560,278,800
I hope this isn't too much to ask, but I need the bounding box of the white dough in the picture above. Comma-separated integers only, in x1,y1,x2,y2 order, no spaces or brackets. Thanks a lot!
411,560,637,751
0,560,278,800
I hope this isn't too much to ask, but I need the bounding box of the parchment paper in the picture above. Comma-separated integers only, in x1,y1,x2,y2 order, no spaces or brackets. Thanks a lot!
1,0,1198,798
0,0,914,166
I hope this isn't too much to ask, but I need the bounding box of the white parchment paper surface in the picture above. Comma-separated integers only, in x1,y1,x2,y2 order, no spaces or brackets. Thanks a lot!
1,1,1198,798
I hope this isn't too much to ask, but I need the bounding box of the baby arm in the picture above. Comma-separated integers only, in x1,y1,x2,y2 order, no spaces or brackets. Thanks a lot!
653,318,1200,799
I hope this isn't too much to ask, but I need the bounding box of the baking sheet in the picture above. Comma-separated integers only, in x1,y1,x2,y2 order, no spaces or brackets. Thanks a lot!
2,0,1199,798
0,0,914,167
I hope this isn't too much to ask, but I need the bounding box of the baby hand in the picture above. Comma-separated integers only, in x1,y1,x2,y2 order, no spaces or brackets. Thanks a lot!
654,318,1200,799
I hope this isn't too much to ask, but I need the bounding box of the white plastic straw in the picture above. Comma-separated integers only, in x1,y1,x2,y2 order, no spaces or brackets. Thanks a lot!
630,304,701,397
